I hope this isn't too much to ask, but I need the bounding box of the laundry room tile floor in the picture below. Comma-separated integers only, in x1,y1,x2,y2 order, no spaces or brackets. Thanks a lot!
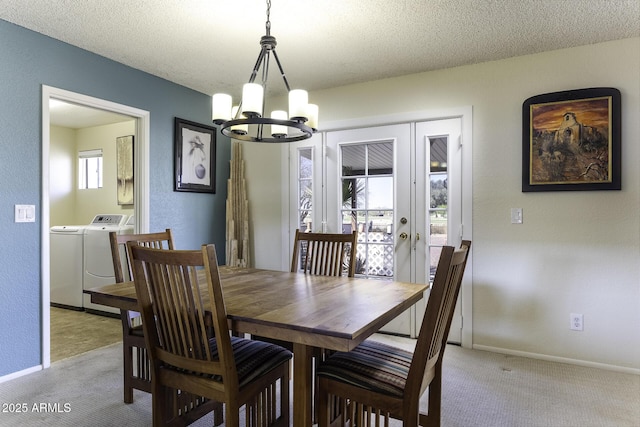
50,307,122,362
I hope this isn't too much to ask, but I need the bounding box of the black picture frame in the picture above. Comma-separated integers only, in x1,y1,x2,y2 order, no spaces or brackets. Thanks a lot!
522,87,621,192
174,118,216,193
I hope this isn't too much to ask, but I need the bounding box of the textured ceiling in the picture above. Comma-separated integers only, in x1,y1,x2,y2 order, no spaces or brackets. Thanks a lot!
2,0,639,104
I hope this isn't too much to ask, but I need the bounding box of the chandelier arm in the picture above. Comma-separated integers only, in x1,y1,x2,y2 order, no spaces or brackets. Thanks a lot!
260,50,270,119
248,46,269,84
270,49,292,92
262,50,270,86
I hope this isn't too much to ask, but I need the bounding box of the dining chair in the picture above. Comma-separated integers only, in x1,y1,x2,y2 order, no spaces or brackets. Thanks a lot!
291,229,358,277
255,229,358,349
316,240,471,427
129,243,292,427
109,229,175,404
110,230,222,426
257,229,358,421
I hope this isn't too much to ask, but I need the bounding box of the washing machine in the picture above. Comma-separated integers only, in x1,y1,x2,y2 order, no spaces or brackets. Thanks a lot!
123,214,135,233
50,225,86,309
82,214,129,315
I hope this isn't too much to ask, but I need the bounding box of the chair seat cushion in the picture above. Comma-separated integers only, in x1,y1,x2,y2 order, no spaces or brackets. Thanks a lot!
316,340,412,398
205,336,292,388
161,337,291,388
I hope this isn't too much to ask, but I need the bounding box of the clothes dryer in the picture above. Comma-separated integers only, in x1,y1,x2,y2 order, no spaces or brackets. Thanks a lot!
50,225,86,309
82,214,128,315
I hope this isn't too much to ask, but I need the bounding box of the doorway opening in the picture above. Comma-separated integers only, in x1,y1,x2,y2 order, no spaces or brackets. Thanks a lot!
41,85,150,368
288,107,473,347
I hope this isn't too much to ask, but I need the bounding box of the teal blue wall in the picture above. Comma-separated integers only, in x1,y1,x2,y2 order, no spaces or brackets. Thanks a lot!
0,20,230,377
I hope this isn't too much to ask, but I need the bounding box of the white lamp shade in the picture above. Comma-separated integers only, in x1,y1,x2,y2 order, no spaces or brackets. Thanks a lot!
288,89,309,120
241,83,263,117
231,106,248,135
212,93,232,121
306,103,319,130
271,110,288,137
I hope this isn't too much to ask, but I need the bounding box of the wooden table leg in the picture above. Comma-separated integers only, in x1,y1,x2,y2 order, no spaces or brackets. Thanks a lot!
293,342,313,427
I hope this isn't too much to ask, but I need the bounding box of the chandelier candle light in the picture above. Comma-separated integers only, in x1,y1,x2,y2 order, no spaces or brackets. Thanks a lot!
211,0,318,143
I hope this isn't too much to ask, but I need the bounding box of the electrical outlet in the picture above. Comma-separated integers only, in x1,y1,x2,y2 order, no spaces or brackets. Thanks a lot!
570,313,583,331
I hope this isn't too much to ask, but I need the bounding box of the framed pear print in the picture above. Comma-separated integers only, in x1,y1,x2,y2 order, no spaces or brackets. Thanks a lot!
174,118,216,193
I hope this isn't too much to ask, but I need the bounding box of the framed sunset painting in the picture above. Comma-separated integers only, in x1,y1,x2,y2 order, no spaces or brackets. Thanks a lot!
522,88,621,192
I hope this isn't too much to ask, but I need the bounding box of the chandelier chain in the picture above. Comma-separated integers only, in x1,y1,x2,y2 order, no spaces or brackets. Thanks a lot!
265,0,271,35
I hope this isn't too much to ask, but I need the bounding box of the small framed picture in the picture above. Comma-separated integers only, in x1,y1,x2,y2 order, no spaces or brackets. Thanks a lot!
174,118,216,193
522,87,621,192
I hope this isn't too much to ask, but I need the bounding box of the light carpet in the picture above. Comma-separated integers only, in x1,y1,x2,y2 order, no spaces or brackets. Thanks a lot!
0,335,638,426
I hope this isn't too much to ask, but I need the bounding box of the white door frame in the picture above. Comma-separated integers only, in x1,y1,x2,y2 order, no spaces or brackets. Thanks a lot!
284,106,473,347
41,85,150,368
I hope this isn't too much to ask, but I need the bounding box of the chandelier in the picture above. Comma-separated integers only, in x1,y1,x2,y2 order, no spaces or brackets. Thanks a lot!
211,0,318,143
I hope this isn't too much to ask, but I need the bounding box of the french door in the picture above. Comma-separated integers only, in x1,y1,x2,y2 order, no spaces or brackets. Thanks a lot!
289,118,466,341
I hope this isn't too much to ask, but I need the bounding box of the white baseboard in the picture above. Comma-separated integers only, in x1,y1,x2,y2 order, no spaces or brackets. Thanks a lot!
0,365,42,384
473,344,640,375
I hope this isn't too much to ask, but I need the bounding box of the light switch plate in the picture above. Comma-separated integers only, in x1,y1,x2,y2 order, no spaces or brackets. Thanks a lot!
15,204,36,223
511,208,523,224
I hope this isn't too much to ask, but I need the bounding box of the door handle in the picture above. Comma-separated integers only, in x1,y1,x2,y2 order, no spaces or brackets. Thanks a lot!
399,232,408,240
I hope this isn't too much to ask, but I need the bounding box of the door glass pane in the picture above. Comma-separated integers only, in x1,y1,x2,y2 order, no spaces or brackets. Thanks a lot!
429,174,448,245
299,149,312,178
367,211,394,241
430,137,447,172
429,212,447,244
367,142,393,175
298,148,313,231
368,176,393,209
341,141,394,279
342,145,366,176
428,245,443,282
342,178,366,209
427,137,448,283
363,244,394,277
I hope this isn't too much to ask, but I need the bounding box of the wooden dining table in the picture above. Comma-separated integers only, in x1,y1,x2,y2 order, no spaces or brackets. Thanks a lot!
85,267,428,427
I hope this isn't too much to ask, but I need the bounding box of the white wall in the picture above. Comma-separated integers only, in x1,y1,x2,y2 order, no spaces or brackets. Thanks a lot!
50,126,76,226
242,142,287,269
241,37,640,371
50,121,135,226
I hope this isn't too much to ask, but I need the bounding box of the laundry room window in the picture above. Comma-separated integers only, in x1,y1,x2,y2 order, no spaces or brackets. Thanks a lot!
78,149,103,189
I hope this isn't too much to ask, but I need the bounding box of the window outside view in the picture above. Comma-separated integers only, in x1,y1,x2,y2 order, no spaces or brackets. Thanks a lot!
341,142,394,278
428,136,449,282
296,136,449,283
78,149,103,190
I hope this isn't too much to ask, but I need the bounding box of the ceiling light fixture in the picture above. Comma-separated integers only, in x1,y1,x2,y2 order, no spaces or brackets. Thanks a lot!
211,0,318,143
